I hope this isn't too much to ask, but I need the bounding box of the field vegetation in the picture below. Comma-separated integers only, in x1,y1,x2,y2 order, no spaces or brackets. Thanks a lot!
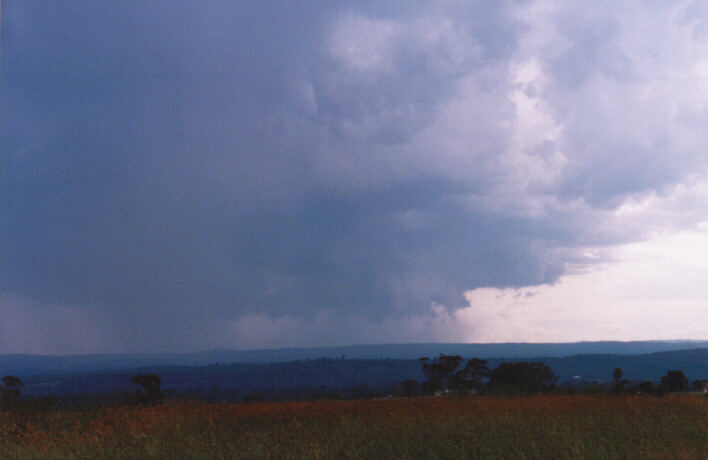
2,394,708,459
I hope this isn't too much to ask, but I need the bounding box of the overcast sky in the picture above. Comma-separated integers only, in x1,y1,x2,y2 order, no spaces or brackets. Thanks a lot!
3,1,708,354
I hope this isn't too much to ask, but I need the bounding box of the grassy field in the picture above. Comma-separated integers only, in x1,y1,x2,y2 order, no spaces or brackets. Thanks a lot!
2,394,708,459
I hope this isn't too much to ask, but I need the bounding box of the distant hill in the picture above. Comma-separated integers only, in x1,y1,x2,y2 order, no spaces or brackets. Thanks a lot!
12,348,708,397
19,359,424,397
3,341,708,376
488,348,708,383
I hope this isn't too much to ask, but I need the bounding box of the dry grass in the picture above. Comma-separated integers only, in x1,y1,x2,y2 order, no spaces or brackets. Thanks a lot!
2,394,708,458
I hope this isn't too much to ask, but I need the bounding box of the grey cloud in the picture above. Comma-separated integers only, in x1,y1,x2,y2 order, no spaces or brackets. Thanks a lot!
4,1,708,352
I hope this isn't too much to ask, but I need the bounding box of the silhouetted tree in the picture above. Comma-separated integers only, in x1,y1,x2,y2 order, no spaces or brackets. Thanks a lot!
1,376,23,409
488,362,558,393
692,379,708,393
660,370,689,393
2,376,23,389
346,384,374,400
612,368,629,394
420,354,464,394
635,381,656,395
130,374,164,405
450,358,490,393
400,379,419,397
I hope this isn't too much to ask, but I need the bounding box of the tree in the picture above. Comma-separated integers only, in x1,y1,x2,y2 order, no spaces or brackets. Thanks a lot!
1,375,23,409
130,374,164,405
612,368,629,394
400,379,419,397
613,368,623,385
635,381,656,395
692,379,708,393
420,354,464,394
660,370,689,393
488,362,558,393
450,358,490,393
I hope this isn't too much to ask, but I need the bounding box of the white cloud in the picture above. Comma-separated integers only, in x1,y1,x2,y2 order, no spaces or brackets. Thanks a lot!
457,224,708,342
329,13,400,74
315,0,708,216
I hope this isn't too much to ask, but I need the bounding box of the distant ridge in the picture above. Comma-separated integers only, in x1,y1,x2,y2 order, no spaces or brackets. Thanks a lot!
11,348,708,397
3,340,708,376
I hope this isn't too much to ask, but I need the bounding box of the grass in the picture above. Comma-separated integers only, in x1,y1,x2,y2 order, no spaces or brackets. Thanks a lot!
2,394,708,458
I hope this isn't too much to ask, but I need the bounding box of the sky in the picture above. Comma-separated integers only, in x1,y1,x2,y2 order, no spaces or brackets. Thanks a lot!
3,0,708,354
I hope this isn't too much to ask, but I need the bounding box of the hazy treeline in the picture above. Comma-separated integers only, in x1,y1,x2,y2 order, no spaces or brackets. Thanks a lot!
3,354,708,410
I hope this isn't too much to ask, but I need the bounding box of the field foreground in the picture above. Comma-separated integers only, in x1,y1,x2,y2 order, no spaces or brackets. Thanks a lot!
2,395,708,459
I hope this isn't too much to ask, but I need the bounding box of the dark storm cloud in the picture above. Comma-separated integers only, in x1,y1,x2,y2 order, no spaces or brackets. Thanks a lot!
4,1,708,352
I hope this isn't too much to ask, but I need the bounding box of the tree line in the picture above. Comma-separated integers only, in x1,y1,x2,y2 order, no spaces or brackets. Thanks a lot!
0,373,165,409
400,355,707,397
404,355,557,396
1,357,706,408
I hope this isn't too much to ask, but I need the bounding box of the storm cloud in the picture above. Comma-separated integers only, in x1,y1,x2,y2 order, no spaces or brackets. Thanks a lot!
4,1,708,352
